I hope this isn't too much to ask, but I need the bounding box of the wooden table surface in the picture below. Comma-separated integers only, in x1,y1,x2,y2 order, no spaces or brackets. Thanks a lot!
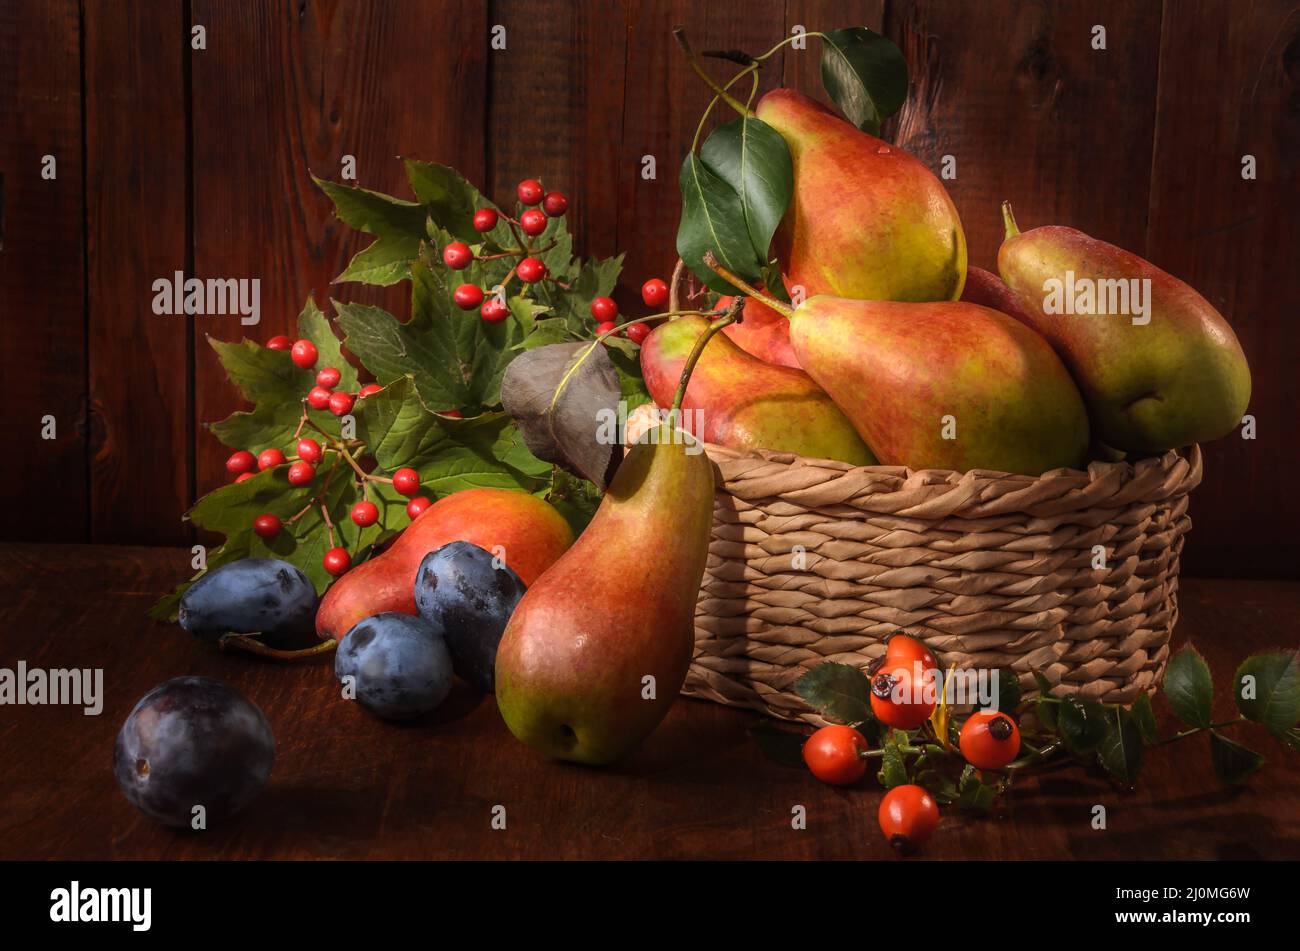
1,543,1296,861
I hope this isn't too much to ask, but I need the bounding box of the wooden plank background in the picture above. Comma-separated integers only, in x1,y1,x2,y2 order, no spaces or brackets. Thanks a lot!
1,0,1297,578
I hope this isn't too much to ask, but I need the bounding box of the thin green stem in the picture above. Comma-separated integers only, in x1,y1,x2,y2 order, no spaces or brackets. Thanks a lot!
1156,717,1246,746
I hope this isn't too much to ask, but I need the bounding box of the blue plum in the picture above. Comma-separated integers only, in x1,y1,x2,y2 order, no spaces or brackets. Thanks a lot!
113,676,275,828
179,558,318,648
335,613,453,720
413,541,526,693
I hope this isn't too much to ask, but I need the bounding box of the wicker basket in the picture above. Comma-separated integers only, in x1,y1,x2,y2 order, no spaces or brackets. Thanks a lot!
684,445,1203,725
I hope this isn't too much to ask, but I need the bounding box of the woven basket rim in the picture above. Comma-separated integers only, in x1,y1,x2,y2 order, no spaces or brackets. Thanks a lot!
703,443,1203,520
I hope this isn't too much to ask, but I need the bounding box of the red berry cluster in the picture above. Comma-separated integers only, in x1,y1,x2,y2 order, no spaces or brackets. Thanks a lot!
224,334,440,578
448,179,570,324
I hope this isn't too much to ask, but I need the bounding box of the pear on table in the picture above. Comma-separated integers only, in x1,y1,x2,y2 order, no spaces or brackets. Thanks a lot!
997,203,1251,453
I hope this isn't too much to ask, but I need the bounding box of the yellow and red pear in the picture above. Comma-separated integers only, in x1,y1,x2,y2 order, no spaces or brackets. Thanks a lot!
756,88,967,302
640,315,875,465
494,422,715,765
789,297,1090,476
716,294,800,368
997,206,1250,453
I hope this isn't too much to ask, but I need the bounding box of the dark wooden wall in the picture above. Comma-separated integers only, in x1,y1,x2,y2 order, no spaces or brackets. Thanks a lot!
1,0,1297,579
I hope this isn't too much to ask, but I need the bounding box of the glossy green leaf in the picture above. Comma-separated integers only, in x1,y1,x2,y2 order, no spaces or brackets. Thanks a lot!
1209,731,1265,785
1058,696,1110,754
1234,651,1300,735
676,153,763,294
1131,692,1160,744
819,27,909,135
794,662,874,726
1097,707,1144,786
698,117,793,263
1165,645,1214,729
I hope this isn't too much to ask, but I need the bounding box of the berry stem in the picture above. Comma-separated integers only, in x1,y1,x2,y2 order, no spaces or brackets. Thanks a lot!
319,499,336,548
670,296,743,413
218,633,338,661
701,251,796,319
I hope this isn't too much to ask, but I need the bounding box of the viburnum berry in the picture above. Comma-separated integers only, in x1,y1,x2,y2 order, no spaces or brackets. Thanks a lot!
252,513,281,538
878,784,940,854
406,496,431,520
226,450,257,476
350,500,379,527
235,472,255,484
290,339,318,369
323,547,351,577
870,662,936,730
286,461,315,487
590,296,618,321
803,725,868,786
516,257,547,283
358,384,384,398
519,208,548,236
473,208,499,232
328,391,355,417
296,438,322,464
542,191,568,217
595,321,618,336
391,467,420,497
454,284,485,310
307,386,333,410
266,335,292,351
257,447,286,470
516,179,543,205
641,278,669,308
625,322,651,345
316,366,341,389
442,241,473,270
959,710,1022,770
481,299,510,323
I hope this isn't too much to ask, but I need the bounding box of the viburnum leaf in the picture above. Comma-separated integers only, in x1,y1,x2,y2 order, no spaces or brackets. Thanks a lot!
403,160,484,243
351,376,550,494
314,175,428,287
535,254,624,336
297,297,358,390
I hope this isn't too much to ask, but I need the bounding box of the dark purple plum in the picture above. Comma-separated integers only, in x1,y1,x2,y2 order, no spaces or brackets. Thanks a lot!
413,541,526,692
113,677,274,828
335,613,453,720
179,558,317,648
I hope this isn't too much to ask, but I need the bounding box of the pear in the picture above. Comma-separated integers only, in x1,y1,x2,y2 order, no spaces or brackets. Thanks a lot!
494,422,715,765
756,89,967,302
997,205,1251,452
960,266,1036,324
789,297,1090,475
716,294,801,368
640,315,876,465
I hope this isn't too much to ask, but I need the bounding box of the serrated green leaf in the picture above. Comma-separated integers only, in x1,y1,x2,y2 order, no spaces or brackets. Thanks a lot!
543,467,603,537
1234,651,1300,734
334,237,417,286
1209,731,1265,785
1031,670,1055,697
1165,645,1214,729
1131,692,1160,744
956,764,998,811
1058,696,1110,754
877,737,909,789
1036,696,1059,732
698,117,792,262
994,668,1021,715
296,297,358,390
819,27,908,135
793,662,874,725
403,160,483,242
314,175,427,237
749,720,809,769
1097,707,1144,785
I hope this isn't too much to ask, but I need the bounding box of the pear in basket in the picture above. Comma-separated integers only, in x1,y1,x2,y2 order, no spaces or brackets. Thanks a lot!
997,203,1251,453
495,420,715,765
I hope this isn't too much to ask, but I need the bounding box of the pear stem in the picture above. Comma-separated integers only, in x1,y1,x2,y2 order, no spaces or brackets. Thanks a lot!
701,251,797,320
673,27,755,119
218,633,338,661
669,257,686,315
670,296,743,413
1001,200,1020,239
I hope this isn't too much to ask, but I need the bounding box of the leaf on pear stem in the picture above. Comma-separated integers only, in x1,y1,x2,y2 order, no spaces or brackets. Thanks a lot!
500,341,623,489
819,27,909,136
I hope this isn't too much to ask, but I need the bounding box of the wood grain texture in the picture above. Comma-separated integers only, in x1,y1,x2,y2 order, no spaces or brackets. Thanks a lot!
0,543,1296,860
1148,0,1300,579
615,1,788,306
0,0,86,541
84,1,190,545
885,0,1163,269
190,0,488,500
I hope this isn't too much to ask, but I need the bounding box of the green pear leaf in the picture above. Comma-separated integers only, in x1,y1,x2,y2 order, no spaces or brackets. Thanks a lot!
819,27,909,136
698,117,793,264
1233,651,1300,735
1097,707,1144,786
1209,731,1265,785
794,661,874,725
676,153,764,294
1164,645,1214,729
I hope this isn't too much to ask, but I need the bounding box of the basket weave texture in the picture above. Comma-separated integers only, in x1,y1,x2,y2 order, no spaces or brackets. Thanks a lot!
684,444,1203,725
